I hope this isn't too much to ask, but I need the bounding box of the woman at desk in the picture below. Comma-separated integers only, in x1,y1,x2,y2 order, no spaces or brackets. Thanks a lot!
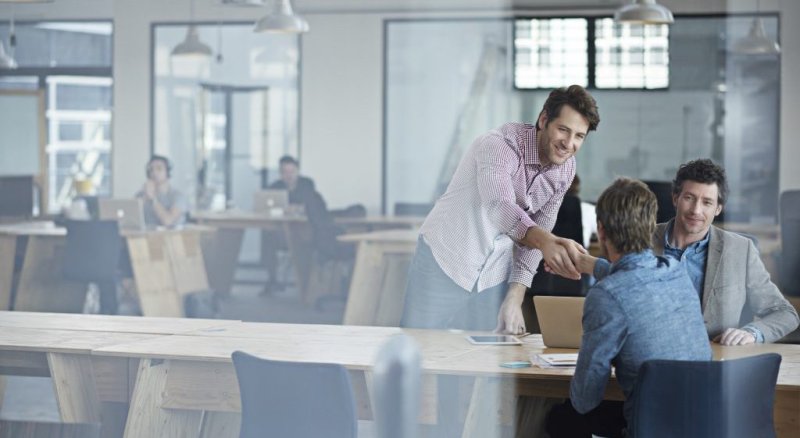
137,155,187,228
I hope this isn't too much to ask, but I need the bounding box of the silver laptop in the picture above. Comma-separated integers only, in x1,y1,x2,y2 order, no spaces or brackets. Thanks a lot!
253,190,290,214
98,198,145,231
534,296,585,349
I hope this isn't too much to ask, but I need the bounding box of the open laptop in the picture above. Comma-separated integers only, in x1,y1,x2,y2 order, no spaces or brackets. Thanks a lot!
98,198,146,231
253,190,290,215
533,296,585,349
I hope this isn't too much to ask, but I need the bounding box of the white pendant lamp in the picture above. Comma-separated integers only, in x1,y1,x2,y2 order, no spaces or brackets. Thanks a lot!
733,17,780,54
0,41,17,69
253,0,308,34
172,0,213,58
614,0,674,25
1,9,18,70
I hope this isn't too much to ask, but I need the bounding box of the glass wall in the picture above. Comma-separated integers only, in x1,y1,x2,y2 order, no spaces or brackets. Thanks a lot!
152,23,300,212
385,14,780,223
0,21,113,213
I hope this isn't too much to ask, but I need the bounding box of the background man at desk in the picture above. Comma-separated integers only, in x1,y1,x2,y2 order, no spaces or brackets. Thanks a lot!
137,155,186,228
401,85,599,333
269,155,316,205
582,159,799,345
548,178,711,437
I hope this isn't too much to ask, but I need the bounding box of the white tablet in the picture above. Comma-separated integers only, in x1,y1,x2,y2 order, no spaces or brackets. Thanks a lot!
466,335,522,345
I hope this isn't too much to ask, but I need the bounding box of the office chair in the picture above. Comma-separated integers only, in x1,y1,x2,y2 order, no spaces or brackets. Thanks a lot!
394,202,434,217
62,219,123,314
780,190,800,295
632,353,781,438
642,180,676,224
232,351,358,438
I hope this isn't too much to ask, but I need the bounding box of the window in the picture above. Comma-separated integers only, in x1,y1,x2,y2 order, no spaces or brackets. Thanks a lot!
514,18,588,88
513,17,669,90
594,18,669,89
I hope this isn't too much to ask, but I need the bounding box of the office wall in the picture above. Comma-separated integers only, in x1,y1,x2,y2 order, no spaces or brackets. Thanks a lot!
0,0,796,208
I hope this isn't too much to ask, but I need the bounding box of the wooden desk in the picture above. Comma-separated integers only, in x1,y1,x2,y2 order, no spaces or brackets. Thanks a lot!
338,229,418,326
0,311,239,335
92,326,800,438
0,222,212,317
192,211,423,300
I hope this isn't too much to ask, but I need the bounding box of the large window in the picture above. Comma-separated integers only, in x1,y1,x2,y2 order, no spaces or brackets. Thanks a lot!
386,15,780,222
514,17,669,90
0,21,113,213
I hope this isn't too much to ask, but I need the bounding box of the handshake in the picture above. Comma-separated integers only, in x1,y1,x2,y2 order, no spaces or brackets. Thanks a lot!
523,227,598,280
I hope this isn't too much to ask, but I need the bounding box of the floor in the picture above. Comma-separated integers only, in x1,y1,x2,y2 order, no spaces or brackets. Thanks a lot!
0,262,373,435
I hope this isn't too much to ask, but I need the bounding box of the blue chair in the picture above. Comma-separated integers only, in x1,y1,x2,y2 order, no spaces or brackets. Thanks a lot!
232,351,358,438
632,353,781,438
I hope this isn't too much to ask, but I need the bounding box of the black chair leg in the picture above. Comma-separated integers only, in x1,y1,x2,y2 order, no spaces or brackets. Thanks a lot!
97,279,118,315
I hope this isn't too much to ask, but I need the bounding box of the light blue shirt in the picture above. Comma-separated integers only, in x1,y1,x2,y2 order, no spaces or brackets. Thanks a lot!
574,250,712,433
663,219,709,301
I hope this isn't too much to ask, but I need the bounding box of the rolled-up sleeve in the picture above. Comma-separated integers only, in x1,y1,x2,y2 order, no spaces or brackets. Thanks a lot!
570,288,627,413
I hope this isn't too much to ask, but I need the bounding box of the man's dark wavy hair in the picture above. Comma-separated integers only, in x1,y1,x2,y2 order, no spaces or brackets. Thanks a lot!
672,159,728,206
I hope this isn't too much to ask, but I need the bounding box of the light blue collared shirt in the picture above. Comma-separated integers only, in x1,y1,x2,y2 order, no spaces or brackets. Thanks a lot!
663,219,709,301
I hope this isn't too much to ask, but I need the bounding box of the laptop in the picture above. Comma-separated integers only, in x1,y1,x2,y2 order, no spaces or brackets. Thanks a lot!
533,296,585,349
253,190,290,215
98,198,146,231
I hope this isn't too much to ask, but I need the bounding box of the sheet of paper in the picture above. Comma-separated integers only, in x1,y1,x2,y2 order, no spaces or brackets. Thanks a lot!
533,353,578,368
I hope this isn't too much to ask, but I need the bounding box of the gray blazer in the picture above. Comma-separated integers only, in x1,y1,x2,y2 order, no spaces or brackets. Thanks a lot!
653,223,799,342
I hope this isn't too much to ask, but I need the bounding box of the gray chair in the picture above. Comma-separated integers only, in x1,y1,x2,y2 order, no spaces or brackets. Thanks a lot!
62,219,123,314
373,335,421,438
632,353,781,438
232,351,357,438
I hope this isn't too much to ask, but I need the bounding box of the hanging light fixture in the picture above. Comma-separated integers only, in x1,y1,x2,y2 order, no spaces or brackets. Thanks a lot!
172,0,213,58
614,0,674,25
733,0,780,55
253,0,308,34
0,42,17,69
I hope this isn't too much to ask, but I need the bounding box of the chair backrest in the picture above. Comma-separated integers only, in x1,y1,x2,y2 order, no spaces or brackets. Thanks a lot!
62,219,123,283
632,353,781,438
393,202,434,217
232,351,357,438
780,190,800,295
642,180,676,224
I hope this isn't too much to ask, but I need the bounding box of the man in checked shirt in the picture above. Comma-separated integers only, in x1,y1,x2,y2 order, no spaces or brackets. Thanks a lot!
401,85,600,334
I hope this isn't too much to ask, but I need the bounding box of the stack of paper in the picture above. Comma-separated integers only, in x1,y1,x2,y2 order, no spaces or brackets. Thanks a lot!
533,353,578,368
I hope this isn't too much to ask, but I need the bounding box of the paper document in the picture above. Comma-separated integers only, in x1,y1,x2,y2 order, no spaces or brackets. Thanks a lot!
533,353,578,368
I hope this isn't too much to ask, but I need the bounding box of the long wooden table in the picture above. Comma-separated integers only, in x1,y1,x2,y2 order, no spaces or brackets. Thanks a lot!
89,323,800,438
0,222,212,317
338,229,418,326
191,211,423,301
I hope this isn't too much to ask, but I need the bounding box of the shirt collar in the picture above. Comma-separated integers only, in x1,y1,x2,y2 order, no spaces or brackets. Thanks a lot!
609,250,655,274
664,218,710,252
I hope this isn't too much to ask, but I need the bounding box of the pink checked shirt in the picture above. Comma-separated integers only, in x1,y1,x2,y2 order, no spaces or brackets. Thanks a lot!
419,122,575,292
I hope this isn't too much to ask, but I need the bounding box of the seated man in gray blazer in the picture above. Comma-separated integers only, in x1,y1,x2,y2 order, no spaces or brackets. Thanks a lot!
575,159,798,345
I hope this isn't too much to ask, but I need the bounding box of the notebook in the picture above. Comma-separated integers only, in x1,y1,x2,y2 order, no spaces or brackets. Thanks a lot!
98,198,145,231
533,296,585,349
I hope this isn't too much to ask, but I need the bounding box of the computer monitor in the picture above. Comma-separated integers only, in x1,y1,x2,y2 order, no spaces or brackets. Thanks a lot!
0,175,35,219
98,198,146,231
643,180,676,224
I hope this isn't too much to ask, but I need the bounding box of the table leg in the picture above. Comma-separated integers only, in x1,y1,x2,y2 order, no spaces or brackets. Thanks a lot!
47,353,101,423
0,235,17,310
461,377,516,438
15,236,85,312
124,359,203,438
199,412,240,438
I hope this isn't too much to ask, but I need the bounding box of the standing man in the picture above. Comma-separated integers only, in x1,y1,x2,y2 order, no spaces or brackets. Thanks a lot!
547,178,711,437
137,155,187,228
581,159,798,345
401,85,600,333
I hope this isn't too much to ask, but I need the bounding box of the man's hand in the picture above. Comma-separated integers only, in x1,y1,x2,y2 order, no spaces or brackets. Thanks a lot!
524,227,585,280
495,283,527,335
713,328,756,346
544,252,597,276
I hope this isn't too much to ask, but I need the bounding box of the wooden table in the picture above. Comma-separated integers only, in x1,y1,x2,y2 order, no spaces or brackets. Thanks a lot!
191,211,423,300
337,229,418,326
0,222,212,317
91,325,800,438
0,312,240,433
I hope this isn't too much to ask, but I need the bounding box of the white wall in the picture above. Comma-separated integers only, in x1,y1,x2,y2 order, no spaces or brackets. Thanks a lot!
0,0,797,208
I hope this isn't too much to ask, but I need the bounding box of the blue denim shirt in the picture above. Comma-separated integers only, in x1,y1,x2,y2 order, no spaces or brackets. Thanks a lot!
572,251,712,433
663,219,709,301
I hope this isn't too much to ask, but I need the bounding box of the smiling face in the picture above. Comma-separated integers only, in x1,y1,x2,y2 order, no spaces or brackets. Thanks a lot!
536,105,590,166
672,180,723,240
